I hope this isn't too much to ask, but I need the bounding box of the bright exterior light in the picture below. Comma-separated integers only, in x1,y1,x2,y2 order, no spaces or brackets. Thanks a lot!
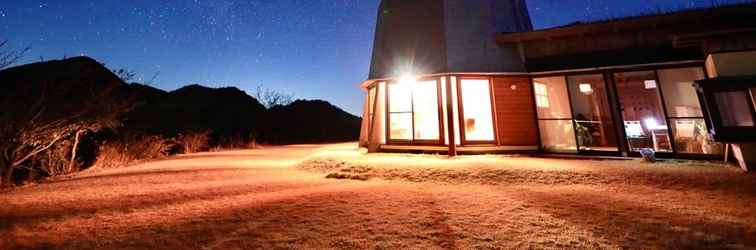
579,83,593,94
399,75,416,85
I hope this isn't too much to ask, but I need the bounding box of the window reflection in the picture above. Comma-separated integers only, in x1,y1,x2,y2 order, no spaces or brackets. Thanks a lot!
539,120,578,153
714,91,755,127
534,77,571,119
533,76,577,152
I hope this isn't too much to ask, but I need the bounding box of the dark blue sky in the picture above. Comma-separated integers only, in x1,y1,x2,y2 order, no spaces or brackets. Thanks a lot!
1,0,749,115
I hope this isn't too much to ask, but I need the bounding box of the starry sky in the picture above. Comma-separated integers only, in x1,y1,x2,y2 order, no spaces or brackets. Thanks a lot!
0,0,750,115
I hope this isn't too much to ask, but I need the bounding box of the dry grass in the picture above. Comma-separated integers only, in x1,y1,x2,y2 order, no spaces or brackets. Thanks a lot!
92,136,171,169
299,147,753,193
1,143,755,249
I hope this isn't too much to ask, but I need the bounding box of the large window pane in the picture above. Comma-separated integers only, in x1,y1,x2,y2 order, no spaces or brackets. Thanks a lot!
389,113,412,140
658,68,705,117
460,79,495,141
567,74,618,152
615,71,672,152
389,83,412,113
714,91,755,127
539,120,577,153
671,119,723,154
367,86,377,132
413,81,440,140
388,83,413,140
533,77,572,119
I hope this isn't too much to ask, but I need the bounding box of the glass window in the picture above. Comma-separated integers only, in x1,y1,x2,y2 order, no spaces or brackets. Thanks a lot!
388,83,413,140
389,83,412,113
615,71,672,152
460,79,495,142
368,87,377,115
714,91,754,127
367,86,377,127
533,76,578,153
658,68,705,117
671,119,723,155
658,67,723,155
539,120,577,153
568,74,619,152
387,80,442,142
413,80,440,140
451,77,461,145
534,77,572,119
389,113,413,140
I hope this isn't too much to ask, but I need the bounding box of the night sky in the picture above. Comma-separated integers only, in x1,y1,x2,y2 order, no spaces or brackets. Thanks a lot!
1,0,749,115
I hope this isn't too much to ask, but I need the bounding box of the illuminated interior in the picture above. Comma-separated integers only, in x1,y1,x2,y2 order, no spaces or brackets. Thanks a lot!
388,82,413,140
412,80,440,140
615,71,672,152
459,79,495,142
387,78,441,142
567,74,618,152
533,76,577,152
373,67,722,157
658,68,722,155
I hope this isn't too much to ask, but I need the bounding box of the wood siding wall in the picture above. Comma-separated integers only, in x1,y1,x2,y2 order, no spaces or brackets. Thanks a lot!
492,76,538,146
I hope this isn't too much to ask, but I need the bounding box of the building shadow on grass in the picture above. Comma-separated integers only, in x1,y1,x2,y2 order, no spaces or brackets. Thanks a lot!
0,181,329,232
517,189,756,249
6,187,460,249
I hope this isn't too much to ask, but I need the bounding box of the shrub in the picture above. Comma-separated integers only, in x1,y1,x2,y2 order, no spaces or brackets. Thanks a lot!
178,131,210,154
93,135,171,168
212,135,259,151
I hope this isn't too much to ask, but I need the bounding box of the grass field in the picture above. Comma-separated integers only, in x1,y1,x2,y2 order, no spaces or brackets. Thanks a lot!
1,143,754,249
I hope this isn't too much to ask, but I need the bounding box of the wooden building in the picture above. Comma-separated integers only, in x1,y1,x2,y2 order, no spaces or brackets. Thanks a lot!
359,1,756,159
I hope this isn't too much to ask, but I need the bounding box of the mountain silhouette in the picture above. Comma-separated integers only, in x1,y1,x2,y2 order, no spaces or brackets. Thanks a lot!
0,56,361,144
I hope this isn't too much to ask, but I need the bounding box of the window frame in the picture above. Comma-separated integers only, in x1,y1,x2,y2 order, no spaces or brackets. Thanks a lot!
532,76,578,153
385,77,445,145
456,76,499,145
613,70,675,153
529,62,717,158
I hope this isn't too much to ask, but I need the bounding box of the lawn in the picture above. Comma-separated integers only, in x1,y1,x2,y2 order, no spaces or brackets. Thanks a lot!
1,143,754,249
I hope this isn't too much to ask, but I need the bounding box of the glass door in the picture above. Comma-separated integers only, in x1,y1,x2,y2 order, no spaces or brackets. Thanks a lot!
534,76,577,153
567,74,620,153
614,71,673,153
458,78,496,144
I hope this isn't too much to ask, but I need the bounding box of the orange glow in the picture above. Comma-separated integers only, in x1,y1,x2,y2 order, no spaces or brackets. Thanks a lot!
460,79,495,141
412,80,440,140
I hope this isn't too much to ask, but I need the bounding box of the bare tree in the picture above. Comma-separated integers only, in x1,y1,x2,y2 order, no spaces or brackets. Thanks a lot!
112,68,137,82
0,39,29,70
252,85,294,108
0,84,132,186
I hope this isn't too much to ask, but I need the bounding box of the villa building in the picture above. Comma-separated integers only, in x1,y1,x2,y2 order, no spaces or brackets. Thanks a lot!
358,0,756,161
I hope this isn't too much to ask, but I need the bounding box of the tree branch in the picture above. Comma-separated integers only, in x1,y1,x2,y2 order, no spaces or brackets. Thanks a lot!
11,133,66,168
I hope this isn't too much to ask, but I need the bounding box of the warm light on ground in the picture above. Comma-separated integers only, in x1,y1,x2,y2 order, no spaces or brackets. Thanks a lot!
1,143,755,249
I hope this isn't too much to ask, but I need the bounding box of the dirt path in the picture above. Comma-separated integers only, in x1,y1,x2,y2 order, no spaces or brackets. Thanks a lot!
1,143,754,249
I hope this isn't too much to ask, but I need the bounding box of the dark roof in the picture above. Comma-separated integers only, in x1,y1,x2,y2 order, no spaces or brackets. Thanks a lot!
497,3,756,43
